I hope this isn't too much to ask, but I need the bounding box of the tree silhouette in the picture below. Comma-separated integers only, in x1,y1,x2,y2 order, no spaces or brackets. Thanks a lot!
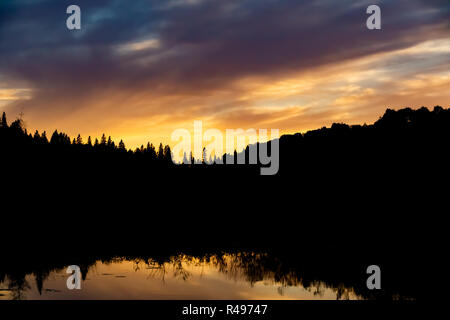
1,106,448,178
163,145,172,162
118,139,126,151
10,118,24,131
182,152,189,165
157,143,164,161
107,136,114,149
100,134,107,146
50,130,59,144
1,112,7,128
41,131,48,144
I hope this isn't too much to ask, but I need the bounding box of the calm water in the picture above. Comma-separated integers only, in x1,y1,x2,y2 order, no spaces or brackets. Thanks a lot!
0,253,361,300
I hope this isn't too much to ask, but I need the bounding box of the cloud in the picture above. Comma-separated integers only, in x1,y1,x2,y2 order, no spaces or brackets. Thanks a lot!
0,0,448,147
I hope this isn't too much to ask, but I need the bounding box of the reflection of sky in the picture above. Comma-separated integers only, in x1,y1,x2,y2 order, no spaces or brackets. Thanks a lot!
0,0,448,149
0,258,361,300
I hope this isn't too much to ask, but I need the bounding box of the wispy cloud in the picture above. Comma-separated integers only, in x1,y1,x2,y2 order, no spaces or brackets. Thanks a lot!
0,0,448,147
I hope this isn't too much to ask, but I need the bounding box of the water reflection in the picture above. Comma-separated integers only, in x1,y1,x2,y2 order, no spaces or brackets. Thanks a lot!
0,253,361,300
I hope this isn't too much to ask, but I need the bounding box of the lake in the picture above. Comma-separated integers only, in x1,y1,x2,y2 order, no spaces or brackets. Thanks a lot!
0,253,362,300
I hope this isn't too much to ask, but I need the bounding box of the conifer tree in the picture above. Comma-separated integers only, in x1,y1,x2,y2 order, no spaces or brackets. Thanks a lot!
50,130,59,144
202,147,207,164
41,131,48,144
148,143,156,159
118,140,126,151
157,143,164,161
1,112,7,128
100,134,107,145
164,145,172,163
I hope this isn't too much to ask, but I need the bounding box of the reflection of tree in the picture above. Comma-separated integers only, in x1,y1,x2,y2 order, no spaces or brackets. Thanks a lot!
171,258,191,281
0,252,410,300
34,270,51,295
207,253,359,299
136,253,360,299
5,275,31,300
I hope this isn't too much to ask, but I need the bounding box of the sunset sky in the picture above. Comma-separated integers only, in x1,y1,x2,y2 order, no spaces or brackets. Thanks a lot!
0,0,449,149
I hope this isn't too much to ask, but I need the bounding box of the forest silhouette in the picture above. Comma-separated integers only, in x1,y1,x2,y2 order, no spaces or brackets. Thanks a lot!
0,106,446,299
1,106,448,235
2,105,449,177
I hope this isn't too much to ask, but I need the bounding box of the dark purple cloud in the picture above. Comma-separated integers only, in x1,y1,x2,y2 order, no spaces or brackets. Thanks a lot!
0,0,448,118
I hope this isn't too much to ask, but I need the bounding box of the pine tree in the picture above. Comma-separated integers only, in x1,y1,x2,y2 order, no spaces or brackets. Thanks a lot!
41,131,48,144
202,147,207,164
87,136,92,146
50,130,59,144
100,134,107,145
1,112,7,128
118,139,126,151
157,143,164,161
148,143,156,159
163,145,172,162
76,134,83,145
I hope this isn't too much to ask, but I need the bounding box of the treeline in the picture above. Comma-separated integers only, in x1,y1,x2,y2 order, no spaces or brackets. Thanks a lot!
272,105,450,177
0,112,173,164
1,105,449,178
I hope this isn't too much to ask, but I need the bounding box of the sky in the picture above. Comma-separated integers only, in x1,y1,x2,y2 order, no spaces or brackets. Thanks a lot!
0,0,449,149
